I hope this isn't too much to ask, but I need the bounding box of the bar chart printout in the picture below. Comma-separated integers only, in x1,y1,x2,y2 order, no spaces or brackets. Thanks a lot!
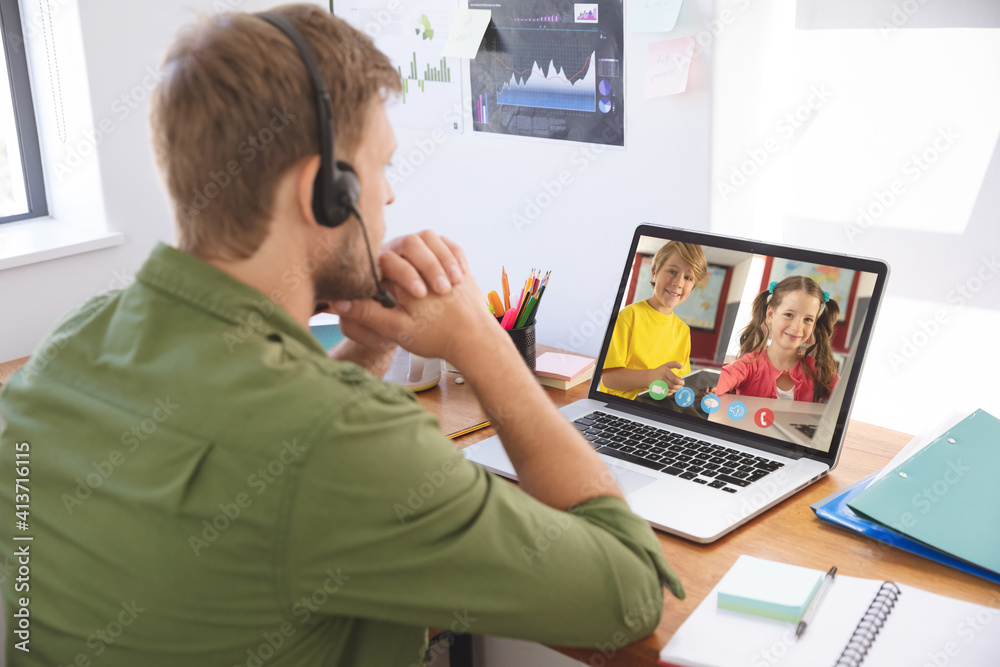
335,0,463,132
468,1,624,146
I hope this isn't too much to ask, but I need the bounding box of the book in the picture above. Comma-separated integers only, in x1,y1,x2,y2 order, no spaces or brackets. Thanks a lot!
537,365,595,390
659,555,1000,667
534,352,596,381
847,409,1000,576
716,556,823,623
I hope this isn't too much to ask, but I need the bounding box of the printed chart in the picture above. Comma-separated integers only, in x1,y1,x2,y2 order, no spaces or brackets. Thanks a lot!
468,1,624,146
335,1,463,133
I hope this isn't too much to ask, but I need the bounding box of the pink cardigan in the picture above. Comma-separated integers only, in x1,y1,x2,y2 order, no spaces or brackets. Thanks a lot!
716,351,838,403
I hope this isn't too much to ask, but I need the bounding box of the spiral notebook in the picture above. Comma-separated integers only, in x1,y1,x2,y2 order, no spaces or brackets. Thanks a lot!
659,556,1000,667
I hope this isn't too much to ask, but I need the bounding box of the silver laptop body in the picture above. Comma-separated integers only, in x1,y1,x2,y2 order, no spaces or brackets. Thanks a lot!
465,225,889,543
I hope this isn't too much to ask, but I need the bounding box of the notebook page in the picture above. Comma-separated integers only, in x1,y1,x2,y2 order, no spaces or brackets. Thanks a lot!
861,584,1000,666
660,573,884,667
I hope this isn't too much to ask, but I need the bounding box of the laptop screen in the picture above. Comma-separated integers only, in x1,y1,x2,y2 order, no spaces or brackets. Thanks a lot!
591,225,888,463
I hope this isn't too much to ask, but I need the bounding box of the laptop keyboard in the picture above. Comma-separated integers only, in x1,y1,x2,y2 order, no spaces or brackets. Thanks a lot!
574,412,784,493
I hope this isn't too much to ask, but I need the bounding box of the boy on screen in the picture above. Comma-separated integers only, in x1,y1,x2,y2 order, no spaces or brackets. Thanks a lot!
600,241,707,400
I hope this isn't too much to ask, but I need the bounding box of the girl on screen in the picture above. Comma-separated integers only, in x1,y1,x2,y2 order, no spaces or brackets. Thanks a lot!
600,240,707,400
715,276,840,403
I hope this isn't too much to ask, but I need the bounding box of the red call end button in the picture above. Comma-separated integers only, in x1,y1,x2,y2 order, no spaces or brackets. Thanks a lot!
754,408,774,429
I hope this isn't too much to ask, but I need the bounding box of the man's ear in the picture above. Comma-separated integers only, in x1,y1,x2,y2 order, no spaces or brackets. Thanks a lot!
295,155,322,228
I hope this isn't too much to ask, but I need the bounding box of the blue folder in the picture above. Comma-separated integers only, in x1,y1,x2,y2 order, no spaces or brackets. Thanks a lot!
810,472,1000,586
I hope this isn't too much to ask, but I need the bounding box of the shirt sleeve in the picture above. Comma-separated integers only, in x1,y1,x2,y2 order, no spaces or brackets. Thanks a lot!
602,308,633,370
679,323,692,377
283,380,684,647
716,357,749,395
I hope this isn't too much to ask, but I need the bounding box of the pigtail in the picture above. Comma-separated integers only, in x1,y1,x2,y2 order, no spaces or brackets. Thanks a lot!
803,298,841,402
737,290,772,362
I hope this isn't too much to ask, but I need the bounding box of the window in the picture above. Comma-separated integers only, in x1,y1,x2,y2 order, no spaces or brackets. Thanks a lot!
0,0,47,224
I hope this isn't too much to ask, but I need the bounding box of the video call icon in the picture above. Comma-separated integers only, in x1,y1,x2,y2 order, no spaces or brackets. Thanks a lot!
648,380,669,400
674,386,695,408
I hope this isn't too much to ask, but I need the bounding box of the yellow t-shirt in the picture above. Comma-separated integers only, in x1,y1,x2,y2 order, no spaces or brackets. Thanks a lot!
599,300,692,400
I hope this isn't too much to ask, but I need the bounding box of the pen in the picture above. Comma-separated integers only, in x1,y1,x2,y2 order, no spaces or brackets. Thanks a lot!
796,566,837,638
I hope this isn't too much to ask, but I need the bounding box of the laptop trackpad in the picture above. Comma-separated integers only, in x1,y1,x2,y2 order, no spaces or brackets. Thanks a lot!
604,462,657,497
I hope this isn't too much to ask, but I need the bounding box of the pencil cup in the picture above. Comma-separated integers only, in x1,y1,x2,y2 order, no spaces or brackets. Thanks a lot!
507,321,536,373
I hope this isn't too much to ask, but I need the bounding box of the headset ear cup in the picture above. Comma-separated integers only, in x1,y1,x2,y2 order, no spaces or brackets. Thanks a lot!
334,160,361,213
311,168,332,227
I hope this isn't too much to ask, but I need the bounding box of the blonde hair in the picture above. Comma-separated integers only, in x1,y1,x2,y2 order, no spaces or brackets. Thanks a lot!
737,276,841,402
149,4,401,260
649,241,708,286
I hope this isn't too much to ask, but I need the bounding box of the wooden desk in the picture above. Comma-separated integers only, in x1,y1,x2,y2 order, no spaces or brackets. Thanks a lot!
417,347,1000,666
5,351,997,664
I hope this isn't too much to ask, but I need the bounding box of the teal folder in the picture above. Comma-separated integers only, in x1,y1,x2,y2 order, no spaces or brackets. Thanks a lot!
847,409,1000,575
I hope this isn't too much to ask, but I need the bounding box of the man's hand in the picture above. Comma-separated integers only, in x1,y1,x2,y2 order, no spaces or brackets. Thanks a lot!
380,231,468,297
324,231,469,376
330,269,498,370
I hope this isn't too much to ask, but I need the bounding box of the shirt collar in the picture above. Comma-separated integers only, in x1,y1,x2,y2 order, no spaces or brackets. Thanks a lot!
758,349,808,379
136,242,327,357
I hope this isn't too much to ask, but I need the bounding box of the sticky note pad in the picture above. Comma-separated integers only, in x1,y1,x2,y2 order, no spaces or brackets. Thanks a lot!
717,556,823,623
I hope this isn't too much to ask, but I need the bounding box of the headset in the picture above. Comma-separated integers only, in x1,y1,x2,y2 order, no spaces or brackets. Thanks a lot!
256,11,395,308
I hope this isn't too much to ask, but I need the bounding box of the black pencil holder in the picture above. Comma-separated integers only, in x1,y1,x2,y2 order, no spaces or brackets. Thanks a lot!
507,321,536,373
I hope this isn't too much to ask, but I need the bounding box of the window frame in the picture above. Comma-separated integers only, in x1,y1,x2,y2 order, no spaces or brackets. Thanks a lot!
0,0,48,224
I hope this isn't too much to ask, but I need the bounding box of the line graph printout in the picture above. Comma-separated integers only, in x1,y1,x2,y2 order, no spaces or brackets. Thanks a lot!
469,1,624,146
335,1,463,133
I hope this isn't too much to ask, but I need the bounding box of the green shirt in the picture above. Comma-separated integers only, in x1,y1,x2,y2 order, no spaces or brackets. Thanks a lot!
0,243,683,666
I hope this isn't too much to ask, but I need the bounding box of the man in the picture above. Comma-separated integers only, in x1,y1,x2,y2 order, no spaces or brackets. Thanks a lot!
0,5,682,665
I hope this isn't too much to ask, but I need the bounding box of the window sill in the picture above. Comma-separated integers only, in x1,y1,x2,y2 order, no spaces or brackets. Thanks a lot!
0,218,124,271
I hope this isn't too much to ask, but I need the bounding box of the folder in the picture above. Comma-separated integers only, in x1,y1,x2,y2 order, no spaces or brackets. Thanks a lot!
810,473,1000,586
845,409,1000,576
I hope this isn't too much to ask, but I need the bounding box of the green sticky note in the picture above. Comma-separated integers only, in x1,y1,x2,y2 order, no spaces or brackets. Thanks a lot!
717,556,823,623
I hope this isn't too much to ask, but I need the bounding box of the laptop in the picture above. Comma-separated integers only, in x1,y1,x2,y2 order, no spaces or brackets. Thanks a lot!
464,224,889,543
771,328,860,447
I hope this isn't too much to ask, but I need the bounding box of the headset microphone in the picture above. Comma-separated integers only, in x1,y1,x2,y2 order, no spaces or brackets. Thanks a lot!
351,204,397,309
256,11,395,309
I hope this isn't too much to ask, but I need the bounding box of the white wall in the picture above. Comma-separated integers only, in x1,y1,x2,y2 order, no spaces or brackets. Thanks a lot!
712,0,1000,433
0,0,712,367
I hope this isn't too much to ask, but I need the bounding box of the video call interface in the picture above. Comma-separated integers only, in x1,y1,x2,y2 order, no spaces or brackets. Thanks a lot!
596,236,879,454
